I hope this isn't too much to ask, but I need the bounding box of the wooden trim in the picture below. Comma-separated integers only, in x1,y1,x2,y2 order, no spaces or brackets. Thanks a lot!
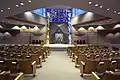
14,73,24,80
32,61,36,65
92,72,100,80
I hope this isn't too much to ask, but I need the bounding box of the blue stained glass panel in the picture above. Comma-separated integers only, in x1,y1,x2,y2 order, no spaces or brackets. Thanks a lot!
32,8,46,17
46,8,72,22
72,8,86,17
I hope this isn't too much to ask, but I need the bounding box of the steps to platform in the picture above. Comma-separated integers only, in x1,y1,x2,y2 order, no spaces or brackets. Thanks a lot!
50,47,67,51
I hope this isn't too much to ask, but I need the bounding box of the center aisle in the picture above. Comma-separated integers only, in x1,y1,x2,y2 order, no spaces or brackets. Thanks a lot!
25,50,89,80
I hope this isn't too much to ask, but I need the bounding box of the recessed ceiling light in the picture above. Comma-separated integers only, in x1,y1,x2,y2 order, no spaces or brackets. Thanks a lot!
118,12,120,14
88,1,92,4
1,9,4,12
28,0,32,3
16,4,19,7
107,8,110,11
114,11,117,13
20,2,24,6
8,8,11,10
95,4,98,7
109,19,112,21
100,6,103,8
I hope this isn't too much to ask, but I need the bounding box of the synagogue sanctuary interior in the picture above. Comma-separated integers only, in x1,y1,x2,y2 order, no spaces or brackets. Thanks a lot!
0,0,120,80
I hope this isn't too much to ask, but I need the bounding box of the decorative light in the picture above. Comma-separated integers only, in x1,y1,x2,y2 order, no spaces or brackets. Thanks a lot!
114,24,120,29
34,26,39,30
96,26,104,30
21,26,27,30
78,27,86,31
88,27,95,30
4,32,11,36
115,32,120,37
12,26,21,30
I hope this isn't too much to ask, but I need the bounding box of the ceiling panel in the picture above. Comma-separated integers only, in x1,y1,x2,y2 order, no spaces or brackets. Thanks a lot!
0,0,120,22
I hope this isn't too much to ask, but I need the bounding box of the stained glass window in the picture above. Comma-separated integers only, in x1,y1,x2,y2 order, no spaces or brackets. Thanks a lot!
32,7,86,44
72,8,86,17
46,8,72,22
32,8,46,17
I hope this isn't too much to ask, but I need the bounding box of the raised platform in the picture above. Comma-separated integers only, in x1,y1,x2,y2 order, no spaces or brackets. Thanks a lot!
43,44,74,51
43,44,75,48
44,44,88,48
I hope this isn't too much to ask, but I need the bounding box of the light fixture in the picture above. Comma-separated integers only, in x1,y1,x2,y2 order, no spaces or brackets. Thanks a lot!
88,1,92,4
95,4,98,7
20,2,24,6
78,27,86,31
96,26,104,30
114,11,117,13
28,0,32,3
114,24,120,29
118,12,120,14
88,27,95,30
21,25,28,30
12,26,21,30
100,6,103,8
16,4,19,7
8,8,11,10
107,8,110,11
1,9,4,12
0,25,3,28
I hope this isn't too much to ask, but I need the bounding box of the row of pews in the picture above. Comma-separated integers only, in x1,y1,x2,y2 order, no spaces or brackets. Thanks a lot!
0,44,50,80
67,45,120,80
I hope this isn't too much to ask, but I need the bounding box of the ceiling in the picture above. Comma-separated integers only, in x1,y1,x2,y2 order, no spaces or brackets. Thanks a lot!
0,0,120,25
2,19,40,26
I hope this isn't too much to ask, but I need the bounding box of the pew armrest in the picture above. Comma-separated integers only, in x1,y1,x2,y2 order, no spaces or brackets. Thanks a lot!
39,56,42,59
72,53,75,62
43,52,46,55
72,52,74,55
39,56,42,67
75,56,78,66
42,53,46,61
80,61,85,75
92,72,100,80
32,61,36,65
81,61,85,65
31,61,36,75
75,56,78,58
14,73,24,80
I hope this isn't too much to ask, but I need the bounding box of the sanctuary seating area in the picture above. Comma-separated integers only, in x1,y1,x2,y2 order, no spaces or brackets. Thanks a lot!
0,44,50,80
67,45,120,80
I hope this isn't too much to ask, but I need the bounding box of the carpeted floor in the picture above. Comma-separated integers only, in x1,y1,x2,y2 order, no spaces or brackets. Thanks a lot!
24,50,91,80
